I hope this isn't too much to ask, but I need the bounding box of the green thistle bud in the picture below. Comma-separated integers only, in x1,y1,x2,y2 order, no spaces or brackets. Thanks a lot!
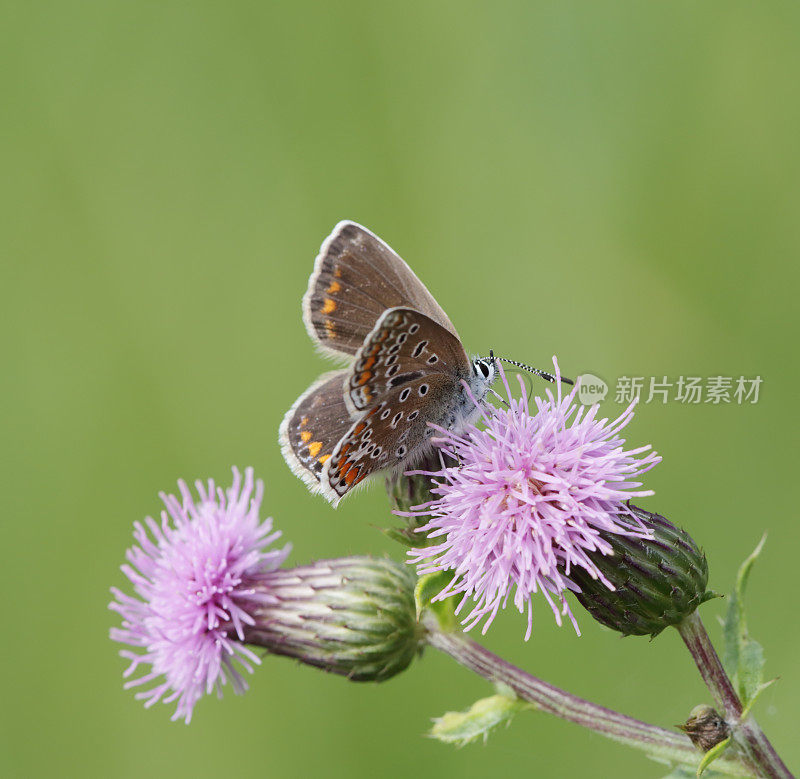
570,505,715,637
244,557,422,681
385,452,441,548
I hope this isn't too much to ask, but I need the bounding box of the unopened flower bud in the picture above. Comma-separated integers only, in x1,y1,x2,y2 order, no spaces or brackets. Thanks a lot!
385,452,442,548
245,556,422,681
679,705,730,751
570,505,714,637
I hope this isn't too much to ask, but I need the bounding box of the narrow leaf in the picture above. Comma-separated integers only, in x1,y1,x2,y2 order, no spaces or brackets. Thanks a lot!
721,598,740,677
414,570,456,629
736,534,766,598
721,535,767,708
738,639,765,704
697,737,731,776
382,526,417,548
430,692,526,746
740,678,777,721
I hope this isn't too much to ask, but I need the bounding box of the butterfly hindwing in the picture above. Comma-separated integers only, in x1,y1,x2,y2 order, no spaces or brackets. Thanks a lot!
279,370,353,494
347,307,472,414
322,373,464,505
303,221,460,357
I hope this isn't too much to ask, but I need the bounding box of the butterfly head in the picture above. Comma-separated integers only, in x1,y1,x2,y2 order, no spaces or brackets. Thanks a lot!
468,354,498,406
472,355,496,384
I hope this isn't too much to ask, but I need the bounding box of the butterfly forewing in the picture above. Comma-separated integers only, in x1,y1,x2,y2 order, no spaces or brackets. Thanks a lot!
303,221,459,357
279,370,353,494
283,221,495,507
347,307,472,414
322,373,463,504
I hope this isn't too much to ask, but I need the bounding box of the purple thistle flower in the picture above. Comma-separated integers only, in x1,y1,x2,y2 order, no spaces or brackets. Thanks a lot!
406,360,661,640
109,467,290,723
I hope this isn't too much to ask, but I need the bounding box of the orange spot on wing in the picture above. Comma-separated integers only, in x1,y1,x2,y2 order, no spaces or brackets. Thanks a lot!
325,319,336,338
322,298,336,314
318,454,330,464
300,416,309,427
345,467,358,486
353,423,365,435
327,280,341,293
357,371,372,386
300,430,312,442
308,441,322,457
363,355,376,370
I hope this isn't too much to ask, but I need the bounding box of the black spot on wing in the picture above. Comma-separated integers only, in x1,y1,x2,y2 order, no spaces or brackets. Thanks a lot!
387,370,424,388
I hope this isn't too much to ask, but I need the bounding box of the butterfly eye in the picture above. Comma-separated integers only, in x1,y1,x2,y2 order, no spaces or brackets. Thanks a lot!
476,361,491,379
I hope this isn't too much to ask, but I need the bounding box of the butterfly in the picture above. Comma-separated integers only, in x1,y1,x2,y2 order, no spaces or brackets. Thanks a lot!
279,221,498,507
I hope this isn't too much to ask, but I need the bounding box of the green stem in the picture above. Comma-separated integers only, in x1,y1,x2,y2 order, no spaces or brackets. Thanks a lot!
425,621,750,776
677,612,792,778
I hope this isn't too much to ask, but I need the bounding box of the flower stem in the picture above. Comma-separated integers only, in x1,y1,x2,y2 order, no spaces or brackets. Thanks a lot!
425,621,750,776
676,612,792,778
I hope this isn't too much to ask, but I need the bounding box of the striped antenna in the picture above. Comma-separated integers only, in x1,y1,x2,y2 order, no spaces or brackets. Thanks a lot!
490,350,574,385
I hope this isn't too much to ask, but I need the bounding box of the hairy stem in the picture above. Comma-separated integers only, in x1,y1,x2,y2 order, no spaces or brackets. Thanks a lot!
677,612,792,778
425,621,750,776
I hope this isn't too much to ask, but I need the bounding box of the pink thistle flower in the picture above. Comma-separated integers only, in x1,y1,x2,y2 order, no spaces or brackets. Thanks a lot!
109,467,290,723
406,360,661,640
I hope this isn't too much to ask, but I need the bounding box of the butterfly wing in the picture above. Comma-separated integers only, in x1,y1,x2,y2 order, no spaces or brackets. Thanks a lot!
322,373,464,506
279,370,351,494
346,307,472,415
303,221,460,358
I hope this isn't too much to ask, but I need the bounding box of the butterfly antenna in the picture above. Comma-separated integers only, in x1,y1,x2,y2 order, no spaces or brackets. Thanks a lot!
492,352,574,385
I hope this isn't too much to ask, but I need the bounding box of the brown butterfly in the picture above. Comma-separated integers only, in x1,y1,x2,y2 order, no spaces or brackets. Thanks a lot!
279,221,498,506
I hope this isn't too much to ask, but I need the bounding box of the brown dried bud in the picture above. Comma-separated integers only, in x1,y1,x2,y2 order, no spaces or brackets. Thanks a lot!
679,704,731,752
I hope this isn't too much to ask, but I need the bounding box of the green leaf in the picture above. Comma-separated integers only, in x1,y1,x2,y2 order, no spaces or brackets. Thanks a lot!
738,639,765,704
382,526,417,548
414,570,456,629
736,534,766,597
721,606,739,680
740,678,777,721
430,690,527,746
696,737,731,776
721,535,768,708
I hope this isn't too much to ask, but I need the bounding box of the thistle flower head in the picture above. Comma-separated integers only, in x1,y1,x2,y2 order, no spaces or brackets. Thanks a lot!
406,360,661,639
109,467,290,723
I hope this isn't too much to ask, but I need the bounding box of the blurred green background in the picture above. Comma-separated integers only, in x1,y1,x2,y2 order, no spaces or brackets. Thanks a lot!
2,2,798,777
